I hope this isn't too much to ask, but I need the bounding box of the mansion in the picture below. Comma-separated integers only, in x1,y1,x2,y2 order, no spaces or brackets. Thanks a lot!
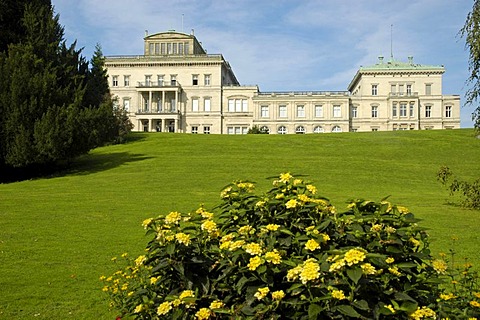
105,31,460,134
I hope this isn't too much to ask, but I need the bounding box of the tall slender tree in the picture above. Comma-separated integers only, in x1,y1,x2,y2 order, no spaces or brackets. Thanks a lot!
461,0,480,131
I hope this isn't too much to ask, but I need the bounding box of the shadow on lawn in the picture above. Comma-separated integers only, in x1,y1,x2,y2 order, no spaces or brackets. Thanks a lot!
0,152,152,183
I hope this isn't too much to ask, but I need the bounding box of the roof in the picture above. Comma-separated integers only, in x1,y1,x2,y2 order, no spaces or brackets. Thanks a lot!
347,56,445,91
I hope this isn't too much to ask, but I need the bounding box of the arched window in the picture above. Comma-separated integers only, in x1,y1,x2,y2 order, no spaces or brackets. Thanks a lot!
260,126,270,134
277,126,287,134
313,126,324,133
295,126,306,134
332,125,342,133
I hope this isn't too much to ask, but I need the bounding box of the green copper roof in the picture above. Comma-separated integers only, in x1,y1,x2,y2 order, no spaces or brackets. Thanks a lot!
359,56,444,71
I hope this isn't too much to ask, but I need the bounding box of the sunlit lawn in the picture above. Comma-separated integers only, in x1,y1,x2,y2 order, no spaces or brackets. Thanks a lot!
0,129,479,319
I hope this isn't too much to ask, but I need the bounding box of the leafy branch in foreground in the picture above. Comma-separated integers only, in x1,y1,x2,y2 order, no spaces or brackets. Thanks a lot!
437,165,480,209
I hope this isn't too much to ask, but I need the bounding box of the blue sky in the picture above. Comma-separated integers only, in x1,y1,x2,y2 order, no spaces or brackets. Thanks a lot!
53,0,475,127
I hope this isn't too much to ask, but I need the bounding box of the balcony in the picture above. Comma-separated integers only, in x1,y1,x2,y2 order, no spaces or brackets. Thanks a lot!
136,107,179,114
388,92,419,98
136,81,180,88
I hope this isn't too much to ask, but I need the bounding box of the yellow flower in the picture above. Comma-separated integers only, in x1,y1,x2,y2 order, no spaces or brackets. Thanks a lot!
329,258,346,272
255,200,266,207
439,293,456,300
157,301,172,315
321,233,330,242
300,259,320,284
201,211,214,220
219,241,232,250
279,172,292,183
254,287,270,300
265,250,282,264
244,243,263,255
361,263,376,275
135,255,146,266
385,257,395,264
271,290,285,300
220,234,235,243
209,300,224,309
175,233,191,246
371,224,382,232
266,224,280,231
195,307,211,319
134,304,144,313
229,240,245,251
385,226,396,234
220,186,232,198
305,239,320,251
165,234,175,242
285,199,299,209
474,292,480,299
409,237,421,247
236,182,255,191
275,193,285,199
385,304,395,314
247,256,264,271
142,218,153,229
471,300,480,308
331,289,346,300
344,248,366,266
287,265,302,281
297,194,310,202
396,206,410,214
201,220,218,233
179,290,195,300
409,306,436,320
238,225,254,235
150,276,159,285
388,266,401,276
432,259,448,274
306,184,317,194
165,211,181,224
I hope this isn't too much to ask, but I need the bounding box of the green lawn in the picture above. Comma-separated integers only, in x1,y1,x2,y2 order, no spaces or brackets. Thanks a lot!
1,129,479,319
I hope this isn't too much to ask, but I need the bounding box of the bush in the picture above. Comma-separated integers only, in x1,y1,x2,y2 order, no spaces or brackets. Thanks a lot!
437,166,480,209
102,173,480,319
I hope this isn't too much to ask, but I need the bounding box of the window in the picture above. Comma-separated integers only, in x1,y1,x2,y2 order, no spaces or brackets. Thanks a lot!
242,127,249,134
315,105,323,117
192,74,198,86
154,43,159,55
333,105,341,118
204,98,211,112
279,105,287,118
204,74,211,86
261,106,269,118
228,99,248,112
179,43,184,55
228,100,234,112
124,75,130,87
157,75,164,86
235,127,241,135
172,43,177,54
260,126,270,134
409,103,415,117
296,105,305,117
425,106,432,118
167,43,172,54
235,100,241,112
398,84,404,95
185,43,189,54
227,127,233,134
145,75,151,86
313,126,324,133
191,126,198,134
351,106,358,118
242,100,248,112
400,103,407,117
371,106,378,118
445,106,452,118
372,84,378,96
406,84,412,95
123,99,130,112
203,126,211,134
161,43,166,55
192,98,199,112
425,84,432,95
228,127,248,135
112,75,118,87
392,104,397,117
296,126,306,134
391,84,396,94
170,75,177,86
149,43,154,55
278,126,287,134
332,126,342,133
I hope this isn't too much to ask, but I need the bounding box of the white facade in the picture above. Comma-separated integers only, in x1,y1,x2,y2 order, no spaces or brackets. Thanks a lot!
105,32,460,134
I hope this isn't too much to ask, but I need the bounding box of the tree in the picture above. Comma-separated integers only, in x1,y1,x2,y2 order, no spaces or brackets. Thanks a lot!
460,0,480,131
0,2,130,172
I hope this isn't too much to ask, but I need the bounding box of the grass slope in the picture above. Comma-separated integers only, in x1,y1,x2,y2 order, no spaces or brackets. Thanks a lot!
0,129,479,319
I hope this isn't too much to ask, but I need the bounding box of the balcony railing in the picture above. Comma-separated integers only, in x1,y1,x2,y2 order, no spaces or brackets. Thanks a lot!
136,81,180,88
136,108,178,114
256,91,350,97
389,92,419,97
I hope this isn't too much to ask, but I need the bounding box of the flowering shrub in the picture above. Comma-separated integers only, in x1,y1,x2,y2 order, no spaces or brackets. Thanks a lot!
102,173,479,319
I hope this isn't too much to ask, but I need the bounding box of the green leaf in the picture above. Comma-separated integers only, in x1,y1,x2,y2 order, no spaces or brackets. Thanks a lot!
394,292,416,302
346,267,363,284
398,300,418,313
335,304,362,318
166,242,175,255
308,304,322,319
352,299,369,310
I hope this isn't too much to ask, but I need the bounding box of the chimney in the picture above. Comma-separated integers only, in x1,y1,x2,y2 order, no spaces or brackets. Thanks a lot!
408,56,413,64
145,30,149,37
378,55,384,64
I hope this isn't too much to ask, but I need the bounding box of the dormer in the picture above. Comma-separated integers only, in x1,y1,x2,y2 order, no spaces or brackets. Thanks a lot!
143,30,207,56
